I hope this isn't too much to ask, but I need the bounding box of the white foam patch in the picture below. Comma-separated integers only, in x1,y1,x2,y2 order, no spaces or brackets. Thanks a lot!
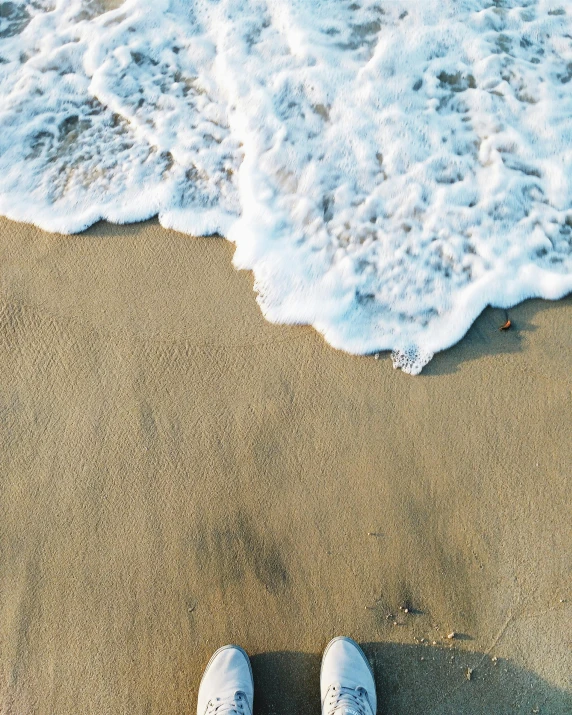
1,0,571,373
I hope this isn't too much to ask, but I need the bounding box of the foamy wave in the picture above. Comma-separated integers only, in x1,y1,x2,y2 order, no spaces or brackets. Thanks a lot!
1,0,571,373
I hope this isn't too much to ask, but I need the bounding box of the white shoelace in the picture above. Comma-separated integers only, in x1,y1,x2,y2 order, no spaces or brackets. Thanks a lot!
206,692,247,715
324,685,370,715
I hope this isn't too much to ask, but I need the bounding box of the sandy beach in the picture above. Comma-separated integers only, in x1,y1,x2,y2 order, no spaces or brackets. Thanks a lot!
0,216,571,714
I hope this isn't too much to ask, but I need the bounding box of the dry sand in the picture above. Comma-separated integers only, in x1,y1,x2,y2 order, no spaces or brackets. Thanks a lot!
0,216,570,715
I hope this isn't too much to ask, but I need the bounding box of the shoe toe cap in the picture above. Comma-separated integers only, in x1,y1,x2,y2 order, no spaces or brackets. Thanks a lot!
321,638,376,712
197,646,253,715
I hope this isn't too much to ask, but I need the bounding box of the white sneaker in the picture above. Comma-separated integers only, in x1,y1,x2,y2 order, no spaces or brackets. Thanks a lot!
197,645,254,715
320,637,376,715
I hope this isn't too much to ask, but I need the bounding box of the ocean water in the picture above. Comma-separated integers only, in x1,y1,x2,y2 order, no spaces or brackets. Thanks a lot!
1,0,571,373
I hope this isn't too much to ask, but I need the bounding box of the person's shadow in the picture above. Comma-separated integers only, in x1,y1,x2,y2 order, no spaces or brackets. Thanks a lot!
250,643,572,715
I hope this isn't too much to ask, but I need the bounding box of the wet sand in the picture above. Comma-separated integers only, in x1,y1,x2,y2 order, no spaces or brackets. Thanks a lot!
0,217,571,714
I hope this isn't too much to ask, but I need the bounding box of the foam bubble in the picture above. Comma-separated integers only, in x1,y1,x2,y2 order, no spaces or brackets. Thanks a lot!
1,0,571,372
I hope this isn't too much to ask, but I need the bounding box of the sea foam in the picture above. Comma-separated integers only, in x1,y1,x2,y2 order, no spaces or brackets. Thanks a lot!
1,0,571,372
